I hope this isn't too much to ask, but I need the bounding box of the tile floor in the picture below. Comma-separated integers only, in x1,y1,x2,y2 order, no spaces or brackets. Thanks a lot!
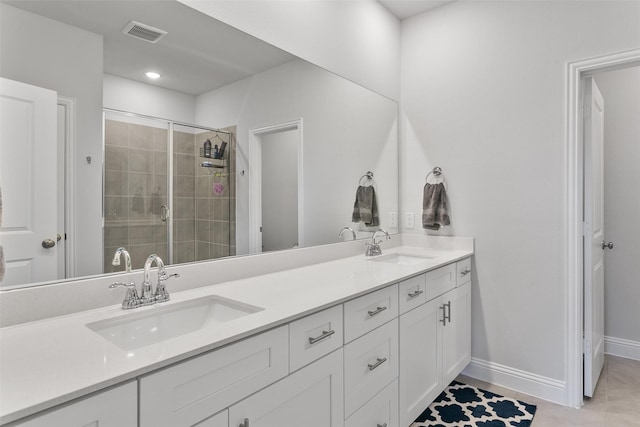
456,355,640,426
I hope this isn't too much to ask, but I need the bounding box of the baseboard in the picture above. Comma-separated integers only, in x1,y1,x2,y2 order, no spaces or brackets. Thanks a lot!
462,357,567,405
605,336,640,361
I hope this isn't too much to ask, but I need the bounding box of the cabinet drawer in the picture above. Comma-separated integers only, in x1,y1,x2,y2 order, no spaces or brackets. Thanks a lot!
344,284,398,343
289,304,343,372
344,318,399,418
345,378,398,427
456,257,472,286
399,274,427,314
424,263,456,301
139,325,288,427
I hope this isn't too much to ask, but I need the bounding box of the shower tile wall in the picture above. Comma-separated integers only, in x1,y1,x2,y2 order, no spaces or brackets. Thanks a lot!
104,119,169,272
174,127,236,263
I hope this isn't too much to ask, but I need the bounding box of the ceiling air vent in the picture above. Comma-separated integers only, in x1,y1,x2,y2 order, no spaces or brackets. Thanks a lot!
121,21,167,43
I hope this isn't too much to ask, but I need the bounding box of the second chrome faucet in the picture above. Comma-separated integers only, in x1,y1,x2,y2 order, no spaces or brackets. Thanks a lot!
110,252,179,310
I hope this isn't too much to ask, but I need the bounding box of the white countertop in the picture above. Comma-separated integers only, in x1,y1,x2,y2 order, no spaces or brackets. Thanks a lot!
0,245,472,425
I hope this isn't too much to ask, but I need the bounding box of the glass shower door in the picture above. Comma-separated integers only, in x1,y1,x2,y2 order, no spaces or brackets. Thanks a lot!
172,124,232,263
103,111,170,272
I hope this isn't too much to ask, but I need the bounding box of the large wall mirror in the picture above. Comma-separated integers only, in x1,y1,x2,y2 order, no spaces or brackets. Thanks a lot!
0,0,398,290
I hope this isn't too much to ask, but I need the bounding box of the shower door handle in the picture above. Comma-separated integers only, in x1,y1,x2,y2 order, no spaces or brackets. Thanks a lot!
160,205,169,222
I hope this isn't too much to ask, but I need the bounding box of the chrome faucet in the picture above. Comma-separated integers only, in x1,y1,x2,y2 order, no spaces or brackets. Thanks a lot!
111,247,132,272
338,226,357,241
365,228,391,257
142,254,179,304
110,254,179,309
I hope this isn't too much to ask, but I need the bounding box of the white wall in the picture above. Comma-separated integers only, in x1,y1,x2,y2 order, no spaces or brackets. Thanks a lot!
103,74,196,124
196,59,398,255
178,0,401,101
0,4,104,277
401,0,640,389
594,67,640,345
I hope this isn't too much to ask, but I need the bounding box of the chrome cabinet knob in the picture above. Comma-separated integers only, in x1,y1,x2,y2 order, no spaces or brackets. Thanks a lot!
602,241,614,250
41,239,56,249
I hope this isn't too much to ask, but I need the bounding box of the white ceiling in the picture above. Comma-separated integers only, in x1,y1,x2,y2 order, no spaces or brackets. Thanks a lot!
4,0,296,95
378,0,455,20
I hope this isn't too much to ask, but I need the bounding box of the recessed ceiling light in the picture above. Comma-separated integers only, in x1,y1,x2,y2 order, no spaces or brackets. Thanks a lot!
145,71,160,79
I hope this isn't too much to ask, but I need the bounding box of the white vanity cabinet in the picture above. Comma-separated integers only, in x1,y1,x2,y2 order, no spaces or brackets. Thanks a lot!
399,259,472,427
10,381,137,427
4,253,473,427
229,349,344,427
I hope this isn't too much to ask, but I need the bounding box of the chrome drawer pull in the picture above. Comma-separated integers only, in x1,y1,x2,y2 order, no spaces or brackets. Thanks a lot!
377,424,388,427
445,301,451,323
461,268,471,276
408,289,424,298
368,357,387,371
308,329,335,345
367,306,387,317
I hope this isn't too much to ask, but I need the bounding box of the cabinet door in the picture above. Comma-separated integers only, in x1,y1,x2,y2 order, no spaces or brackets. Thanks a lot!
399,298,442,427
442,281,471,385
229,349,344,427
13,381,137,427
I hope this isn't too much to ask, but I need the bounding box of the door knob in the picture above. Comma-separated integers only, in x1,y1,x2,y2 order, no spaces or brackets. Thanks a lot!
602,241,614,250
42,239,56,249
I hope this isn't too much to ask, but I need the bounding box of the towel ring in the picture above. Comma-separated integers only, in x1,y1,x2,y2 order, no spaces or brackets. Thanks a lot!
425,166,444,184
359,171,375,187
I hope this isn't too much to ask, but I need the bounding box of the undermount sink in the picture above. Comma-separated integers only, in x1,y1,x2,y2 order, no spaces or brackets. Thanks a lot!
369,253,435,265
87,296,263,351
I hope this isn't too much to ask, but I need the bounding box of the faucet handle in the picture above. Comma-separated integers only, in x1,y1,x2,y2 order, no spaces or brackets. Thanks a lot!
109,282,139,310
155,270,179,303
159,271,180,281
109,281,136,290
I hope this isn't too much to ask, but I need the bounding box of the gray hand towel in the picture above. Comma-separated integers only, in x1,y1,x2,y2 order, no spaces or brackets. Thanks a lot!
422,182,450,230
352,185,379,227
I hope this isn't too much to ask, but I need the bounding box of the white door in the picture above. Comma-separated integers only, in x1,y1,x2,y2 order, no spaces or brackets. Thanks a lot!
0,78,58,287
583,76,606,397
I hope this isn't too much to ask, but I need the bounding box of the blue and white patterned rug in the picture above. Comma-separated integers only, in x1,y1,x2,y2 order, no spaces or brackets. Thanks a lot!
411,381,537,427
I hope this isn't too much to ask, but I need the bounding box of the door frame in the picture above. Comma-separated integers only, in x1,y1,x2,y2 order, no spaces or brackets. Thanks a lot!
57,97,76,278
248,119,304,253
565,48,640,408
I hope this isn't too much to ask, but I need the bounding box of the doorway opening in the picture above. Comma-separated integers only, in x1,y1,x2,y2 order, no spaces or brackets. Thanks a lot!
565,48,640,408
249,120,303,254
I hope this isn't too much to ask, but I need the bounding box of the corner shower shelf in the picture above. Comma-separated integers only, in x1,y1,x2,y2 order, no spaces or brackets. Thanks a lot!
200,159,225,169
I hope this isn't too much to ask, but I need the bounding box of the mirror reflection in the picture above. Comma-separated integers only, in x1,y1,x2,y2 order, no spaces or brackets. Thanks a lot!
0,0,398,289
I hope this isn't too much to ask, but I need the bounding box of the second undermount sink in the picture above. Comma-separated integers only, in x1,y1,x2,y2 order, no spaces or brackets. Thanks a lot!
87,296,263,351
369,253,435,265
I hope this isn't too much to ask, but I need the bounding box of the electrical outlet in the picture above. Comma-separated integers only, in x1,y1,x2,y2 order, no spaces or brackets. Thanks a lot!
389,212,398,228
406,212,415,229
